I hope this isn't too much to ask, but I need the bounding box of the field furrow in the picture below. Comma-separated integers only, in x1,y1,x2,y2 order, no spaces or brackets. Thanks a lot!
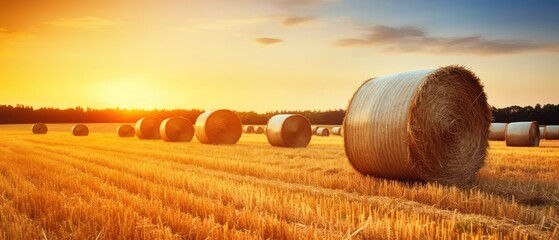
0,130,558,239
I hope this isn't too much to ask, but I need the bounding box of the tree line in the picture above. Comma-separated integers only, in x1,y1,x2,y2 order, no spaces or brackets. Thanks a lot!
1,104,558,125
0,105,344,125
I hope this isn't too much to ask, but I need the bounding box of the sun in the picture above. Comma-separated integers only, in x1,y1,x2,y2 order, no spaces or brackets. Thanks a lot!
94,79,166,109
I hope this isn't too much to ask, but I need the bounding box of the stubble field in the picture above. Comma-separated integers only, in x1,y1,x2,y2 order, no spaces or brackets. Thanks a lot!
0,124,557,239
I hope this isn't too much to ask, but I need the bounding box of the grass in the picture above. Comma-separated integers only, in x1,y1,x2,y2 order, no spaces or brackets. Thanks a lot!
0,124,557,239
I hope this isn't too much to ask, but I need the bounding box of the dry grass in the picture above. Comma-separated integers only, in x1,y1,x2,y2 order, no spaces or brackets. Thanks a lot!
0,124,557,239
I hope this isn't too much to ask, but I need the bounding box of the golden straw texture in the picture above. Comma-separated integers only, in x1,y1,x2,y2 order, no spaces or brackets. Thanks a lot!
135,116,162,139
506,122,540,147
544,125,559,140
331,127,342,136
160,117,194,142
315,127,330,137
489,123,507,141
243,125,255,134
266,114,312,148
195,109,242,144
344,65,491,185
117,124,135,137
31,123,48,134
72,124,89,136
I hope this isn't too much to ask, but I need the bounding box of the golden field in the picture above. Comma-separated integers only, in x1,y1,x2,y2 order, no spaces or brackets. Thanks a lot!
0,124,557,239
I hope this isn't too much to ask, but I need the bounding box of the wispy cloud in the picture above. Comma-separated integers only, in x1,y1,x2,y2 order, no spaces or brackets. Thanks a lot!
281,16,315,27
273,0,336,8
334,25,559,55
46,17,119,29
254,37,284,45
0,28,36,56
0,28,35,44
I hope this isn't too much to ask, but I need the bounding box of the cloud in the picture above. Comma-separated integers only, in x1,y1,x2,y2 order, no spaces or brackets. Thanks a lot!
46,17,119,29
254,38,284,45
273,0,336,8
281,16,315,26
334,25,559,55
0,28,35,44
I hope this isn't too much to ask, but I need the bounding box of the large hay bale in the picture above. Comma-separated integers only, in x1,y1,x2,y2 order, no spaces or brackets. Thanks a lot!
539,127,546,140
243,125,255,133
344,66,491,185
72,124,89,136
160,116,194,142
506,121,539,147
117,124,135,137
545,125,559,140
195,109,242,144
266,114,312,148
32,123,48,134
254,126,265,134
315,127,330,136
489,123,507,141
331,126,342,136
135,116,162,139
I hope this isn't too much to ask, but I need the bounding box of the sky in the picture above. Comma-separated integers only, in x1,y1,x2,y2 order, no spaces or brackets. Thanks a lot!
1,0,558,112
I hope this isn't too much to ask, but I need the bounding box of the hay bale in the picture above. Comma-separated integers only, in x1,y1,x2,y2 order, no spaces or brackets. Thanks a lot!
489,123,507,141
311,126,319,135
332,127,342,136
506,121,539,147
254,126,265,134
32,123,48,134
72,124,89,136
117,124,135,137
135,116,162,139
316,127,330,136
160,117,194,142
344,66,491,185
243,125,255,134
545,126,559,140
195,109,242,144
539,127,546,139
266,114,312,148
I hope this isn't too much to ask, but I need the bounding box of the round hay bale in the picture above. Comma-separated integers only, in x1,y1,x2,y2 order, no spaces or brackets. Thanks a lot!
343,66,491,185
544,125,559,140
489,123,507,141
254,126,265,134
331,126,342,136
195,109,242,144
266,114,312,148
243,125,255,134
117,124,135,137
539,127,546,140
316,127,330,137
32,123,48,134
160,117,194,142
506,121,539,147
135,116,162,139
72,124,89,136
311,126,319,135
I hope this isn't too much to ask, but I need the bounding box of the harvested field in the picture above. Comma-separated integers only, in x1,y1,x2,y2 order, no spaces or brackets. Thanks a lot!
0,124,557,239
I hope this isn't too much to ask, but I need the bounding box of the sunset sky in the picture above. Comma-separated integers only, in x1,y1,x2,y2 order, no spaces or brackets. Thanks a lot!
1,0,558,112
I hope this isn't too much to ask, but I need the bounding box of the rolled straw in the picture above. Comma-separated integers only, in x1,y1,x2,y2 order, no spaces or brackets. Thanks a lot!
505,121,539,147
344,65,491,185
266,114,312,148
195,109,242,144
135,116,162,139
160,116,194,142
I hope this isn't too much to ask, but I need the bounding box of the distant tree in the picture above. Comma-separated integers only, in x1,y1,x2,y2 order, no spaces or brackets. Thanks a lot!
1,104,558,125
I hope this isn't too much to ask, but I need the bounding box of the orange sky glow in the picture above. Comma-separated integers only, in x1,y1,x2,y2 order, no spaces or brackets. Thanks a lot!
1,0,558,112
